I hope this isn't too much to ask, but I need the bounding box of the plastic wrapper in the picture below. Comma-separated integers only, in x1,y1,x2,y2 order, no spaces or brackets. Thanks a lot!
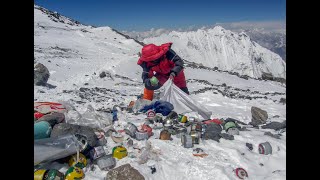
132,98,154,113
34,134,81,165
63,102,112,129
160,79,212,120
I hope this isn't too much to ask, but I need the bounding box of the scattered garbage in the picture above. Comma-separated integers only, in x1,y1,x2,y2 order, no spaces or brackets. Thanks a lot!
34,111,45,119
36,112,65,127
135,131,149,141
258,142,273,155
110,132,125,143
34,134,82,165
124,122,138,138
34,121,52,140
34,102,67,114
34,169,64,180
202,118,223,125
33,89,281,179
178,114,188,123
224,121,237,131
65,166,85,180
140,100,174,116
96,154,116,170
181,134,193,148
112,146,128,159
227,127,240,135
146,109,156,119
234,167,248,179
69,153,87,169
160,79,212,119
190,130,201,144
50,123,98,148
89,146,106,161
159,129,171,140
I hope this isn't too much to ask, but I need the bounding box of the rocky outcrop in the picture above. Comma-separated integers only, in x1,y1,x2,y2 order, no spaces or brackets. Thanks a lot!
251,106,268,126
106,164,145,180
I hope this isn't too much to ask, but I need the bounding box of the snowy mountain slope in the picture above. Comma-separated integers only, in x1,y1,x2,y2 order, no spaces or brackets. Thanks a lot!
34,5,286,180
142,26,286,79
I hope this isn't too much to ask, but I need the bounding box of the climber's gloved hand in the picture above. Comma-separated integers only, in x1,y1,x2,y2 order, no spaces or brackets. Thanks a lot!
169,72,176,80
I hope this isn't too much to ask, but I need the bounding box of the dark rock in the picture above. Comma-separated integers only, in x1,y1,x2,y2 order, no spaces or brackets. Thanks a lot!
259,163,264,166
261,121,286,131
240,75,249,80
264,132,281,139
50,123,98,147
251,106,268,126
246,143,253,151
261,72,274,80
220,133,234,140
84,83,89,85
221,83,227,87
99,72,106,78
273,115,280,118
36,112,65,127
34,63,50,86
279,98,286,104
106,164,145,180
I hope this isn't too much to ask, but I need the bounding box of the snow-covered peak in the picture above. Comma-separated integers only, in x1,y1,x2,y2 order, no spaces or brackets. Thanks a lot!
143,26,286,79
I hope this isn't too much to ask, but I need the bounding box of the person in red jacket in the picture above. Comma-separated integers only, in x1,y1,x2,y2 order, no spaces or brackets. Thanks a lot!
137,42,189,100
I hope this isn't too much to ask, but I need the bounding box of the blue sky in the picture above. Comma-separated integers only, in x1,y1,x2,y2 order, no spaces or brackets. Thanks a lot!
35,0,286,31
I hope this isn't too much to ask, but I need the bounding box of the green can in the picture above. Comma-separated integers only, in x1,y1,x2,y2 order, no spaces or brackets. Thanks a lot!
44,169,64,180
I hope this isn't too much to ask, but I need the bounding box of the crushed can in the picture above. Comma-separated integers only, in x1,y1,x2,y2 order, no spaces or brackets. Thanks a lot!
95,131,107,146
135,131,149,141
160,130,171,140
190,130,201,144
178,114,188,123
146,109,156,119
124,122,138,138
258,142,273,155
235,167,248,179
68,153,87,169
176,127,187,138
89,146,106,161
34,169,47,180
65,166,85,180
112,146,128,159
181,134,193,148
141,124,153,137
97,154,116,170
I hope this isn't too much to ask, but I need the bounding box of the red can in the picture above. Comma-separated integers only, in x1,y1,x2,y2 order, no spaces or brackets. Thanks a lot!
141,124,153,137
235,168,248,179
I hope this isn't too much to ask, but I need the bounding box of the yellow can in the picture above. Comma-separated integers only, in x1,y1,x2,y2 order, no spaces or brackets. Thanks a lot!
65,166,85,180
112,146,128,159
34,169,47,180
178,114,188,123
68,153,87,169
